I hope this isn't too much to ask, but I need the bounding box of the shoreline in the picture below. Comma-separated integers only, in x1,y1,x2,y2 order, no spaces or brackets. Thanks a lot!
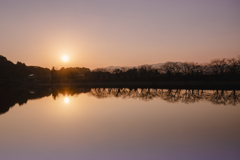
23,81,240,90
1,80,240,90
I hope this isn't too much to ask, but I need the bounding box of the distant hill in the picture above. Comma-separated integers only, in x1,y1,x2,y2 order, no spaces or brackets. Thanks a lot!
103,65,124,71
150,62,165,68
101,62,170,71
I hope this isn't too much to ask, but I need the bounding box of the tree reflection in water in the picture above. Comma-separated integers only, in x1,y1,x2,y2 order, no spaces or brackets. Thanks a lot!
0,87,240,115
89,88,240,105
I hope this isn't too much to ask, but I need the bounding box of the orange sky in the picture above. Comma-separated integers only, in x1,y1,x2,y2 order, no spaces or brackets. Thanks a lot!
0,0,240,69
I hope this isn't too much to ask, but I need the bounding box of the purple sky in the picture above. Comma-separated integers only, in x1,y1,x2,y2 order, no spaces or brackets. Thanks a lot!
0,0,240,69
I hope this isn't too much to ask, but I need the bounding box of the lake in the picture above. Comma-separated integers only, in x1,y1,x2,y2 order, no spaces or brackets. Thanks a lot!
0,88,240,160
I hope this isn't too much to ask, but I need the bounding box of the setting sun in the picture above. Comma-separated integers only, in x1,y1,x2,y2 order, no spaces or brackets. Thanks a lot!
64,97,70,103
62,55,69,62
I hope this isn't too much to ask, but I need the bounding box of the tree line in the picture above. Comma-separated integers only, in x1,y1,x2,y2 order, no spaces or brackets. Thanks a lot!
1,54,240,82
81,56,240,82
0,55,89,82
0,55,50,80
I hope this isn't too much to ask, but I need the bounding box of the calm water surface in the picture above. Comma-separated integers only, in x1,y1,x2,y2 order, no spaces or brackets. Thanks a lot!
0,88,240,160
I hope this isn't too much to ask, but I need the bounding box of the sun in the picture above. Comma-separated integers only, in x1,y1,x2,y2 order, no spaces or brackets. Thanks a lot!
64,97,69,104
62,55,69,62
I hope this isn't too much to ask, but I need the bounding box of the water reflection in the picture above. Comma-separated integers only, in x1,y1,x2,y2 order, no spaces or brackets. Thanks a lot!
89,88,240,105
0,87,240,115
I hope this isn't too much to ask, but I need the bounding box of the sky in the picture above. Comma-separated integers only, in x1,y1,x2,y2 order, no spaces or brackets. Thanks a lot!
0,0,240,69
